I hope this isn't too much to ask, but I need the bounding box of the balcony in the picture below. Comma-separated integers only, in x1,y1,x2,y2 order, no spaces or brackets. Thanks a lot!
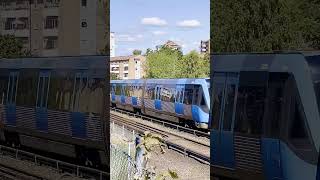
0,1,29,11
44,0,60,8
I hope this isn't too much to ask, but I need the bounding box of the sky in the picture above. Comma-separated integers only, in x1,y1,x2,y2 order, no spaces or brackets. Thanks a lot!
111,0,210,56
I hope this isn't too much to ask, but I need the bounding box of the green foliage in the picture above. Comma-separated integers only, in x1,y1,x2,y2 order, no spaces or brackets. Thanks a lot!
177,51,209,78
110,73,119,80
0,35,30,58
133,49,142,55
135,131,179,180
145,47,182,78
145,48,153,56
136,131,166,159
211,0,320,52
155,169,179,180
145,47,209,79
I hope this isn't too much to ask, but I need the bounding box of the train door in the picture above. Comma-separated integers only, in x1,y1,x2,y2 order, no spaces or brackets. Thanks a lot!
211,72,238,168
174,85,184,115
71,72,88,139
35,71,50,132
154,85,162,110
5,71,19,126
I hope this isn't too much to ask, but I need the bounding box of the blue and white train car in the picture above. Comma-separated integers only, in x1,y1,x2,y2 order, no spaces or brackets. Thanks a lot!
110,78,210,129
0,56,108,170
210,52,320,180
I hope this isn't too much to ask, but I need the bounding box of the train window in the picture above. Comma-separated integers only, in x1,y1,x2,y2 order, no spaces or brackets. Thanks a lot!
7,72,19,104
184,85,193,105
115,84,121,95
211,73,225,129
234,71,267,135
222,83,236,131
48,72,74,111
36,72,51,108
145,85,155,100
71,74,88,112
16,70,38,107
161,85,175,103
284,76,313,151
88,78,104,114
0,73,8,105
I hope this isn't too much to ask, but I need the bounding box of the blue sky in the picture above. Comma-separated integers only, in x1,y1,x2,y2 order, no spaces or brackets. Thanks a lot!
111,0,210,56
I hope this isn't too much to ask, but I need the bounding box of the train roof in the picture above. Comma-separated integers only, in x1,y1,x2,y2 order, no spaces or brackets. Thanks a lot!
0,56,108,69
212,52,320,73
111,78,209,85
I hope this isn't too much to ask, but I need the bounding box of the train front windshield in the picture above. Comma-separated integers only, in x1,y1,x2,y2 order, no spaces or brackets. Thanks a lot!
306,55,320,113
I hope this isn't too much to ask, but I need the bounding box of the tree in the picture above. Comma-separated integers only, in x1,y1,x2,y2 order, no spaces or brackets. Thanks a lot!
145,47,182,79
177,50,209,78
211,0,320,52
133,49,142,55
145,48,153,56
110,73,119,80
0,35,30,58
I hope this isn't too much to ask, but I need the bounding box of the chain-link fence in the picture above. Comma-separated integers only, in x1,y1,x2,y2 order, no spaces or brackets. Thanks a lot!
111,122,138,180
110,144,137,180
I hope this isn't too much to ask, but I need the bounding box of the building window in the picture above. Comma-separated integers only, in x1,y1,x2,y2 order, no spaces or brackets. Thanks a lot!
44,36,58,49
45,16,58,29
124,66,128,71
16,17,29,30
124,73,128,78
111,67,119,71
81,0,87,7
5,18,16,30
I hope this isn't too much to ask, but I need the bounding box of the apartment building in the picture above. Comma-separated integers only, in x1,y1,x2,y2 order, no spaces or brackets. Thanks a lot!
200,40,209,53
110,55,146,80
0,0,107,57
156,40,182,51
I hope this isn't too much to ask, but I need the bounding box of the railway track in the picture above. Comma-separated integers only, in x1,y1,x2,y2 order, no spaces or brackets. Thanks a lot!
0,163,43,180
110,108,210,138
0,144,109,180
110,110,210,165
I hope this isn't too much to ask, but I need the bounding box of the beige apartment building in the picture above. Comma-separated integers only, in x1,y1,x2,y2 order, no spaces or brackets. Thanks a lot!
200,40,209,53
110,55,146,80
0,0,107,57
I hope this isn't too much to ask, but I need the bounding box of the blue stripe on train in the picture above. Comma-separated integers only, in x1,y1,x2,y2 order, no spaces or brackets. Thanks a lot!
121,95,125,104
35,108,48,132
191,105,209,123
71,112,86,139
5,104,16,126
261,138,283,180
155,100,162,110
175,103,184,114
132,97,138,106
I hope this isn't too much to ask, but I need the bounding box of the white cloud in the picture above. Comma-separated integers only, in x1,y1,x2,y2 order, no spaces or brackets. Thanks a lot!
136,34,144,38
141,17,167,26
177,20,201,28
117,34,137,42
152,31,167,35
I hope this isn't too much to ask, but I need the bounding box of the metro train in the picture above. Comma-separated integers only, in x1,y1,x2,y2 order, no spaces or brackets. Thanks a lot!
210,52,320,180
110,78,210,129
0,56,108,170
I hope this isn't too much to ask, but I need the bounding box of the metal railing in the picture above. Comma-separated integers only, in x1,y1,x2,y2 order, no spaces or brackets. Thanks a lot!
0,145,109,180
